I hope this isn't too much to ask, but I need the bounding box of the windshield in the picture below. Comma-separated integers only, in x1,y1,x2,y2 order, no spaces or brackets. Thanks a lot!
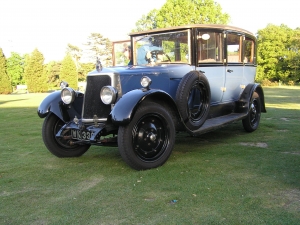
132,30,190,66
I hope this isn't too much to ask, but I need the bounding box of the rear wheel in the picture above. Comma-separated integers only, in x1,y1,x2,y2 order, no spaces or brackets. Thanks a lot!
42,113,90,157
118,102,175,170
242,92,261,132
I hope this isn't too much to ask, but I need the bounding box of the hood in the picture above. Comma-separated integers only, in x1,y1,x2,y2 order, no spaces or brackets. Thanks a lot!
88,64,195,79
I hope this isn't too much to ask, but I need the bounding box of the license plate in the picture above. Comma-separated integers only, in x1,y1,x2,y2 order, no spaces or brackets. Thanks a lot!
71,130,92,140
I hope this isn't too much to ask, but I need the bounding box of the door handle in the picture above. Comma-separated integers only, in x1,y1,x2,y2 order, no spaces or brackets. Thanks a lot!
227,69,233,73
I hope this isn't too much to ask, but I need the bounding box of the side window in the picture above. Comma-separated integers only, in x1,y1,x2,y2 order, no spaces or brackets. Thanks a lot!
227,33,242,63
197,31,223,63
244,37,255,64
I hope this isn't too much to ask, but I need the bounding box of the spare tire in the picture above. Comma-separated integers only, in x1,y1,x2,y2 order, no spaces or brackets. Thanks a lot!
175,71,211,131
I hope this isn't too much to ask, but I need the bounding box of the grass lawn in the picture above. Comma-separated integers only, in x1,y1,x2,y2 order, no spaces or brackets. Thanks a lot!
0,87,299,225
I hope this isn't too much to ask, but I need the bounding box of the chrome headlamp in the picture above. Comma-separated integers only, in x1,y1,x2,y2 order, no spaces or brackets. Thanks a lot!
61,87,76,105
140,76,152,89
100,86,117,105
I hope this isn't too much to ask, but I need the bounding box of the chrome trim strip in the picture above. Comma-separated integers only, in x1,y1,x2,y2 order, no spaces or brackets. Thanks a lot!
82,118,107,123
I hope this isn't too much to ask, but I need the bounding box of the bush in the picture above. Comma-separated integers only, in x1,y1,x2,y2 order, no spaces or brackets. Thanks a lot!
261,79,278,86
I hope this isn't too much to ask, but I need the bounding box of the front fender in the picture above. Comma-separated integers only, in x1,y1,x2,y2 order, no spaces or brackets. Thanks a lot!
37,91,84,122
111,89,175,125
37,91,63,120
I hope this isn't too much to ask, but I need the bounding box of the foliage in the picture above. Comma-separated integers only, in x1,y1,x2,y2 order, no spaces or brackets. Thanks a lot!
134,9,159,32
44,61,61,89
257,24,300,84
0,48,12,94
66,43,82,70
23,49,47,93
60,54,78,89
83,33,113,67
133,0,230,32
6,52,25,87
78,63,94,81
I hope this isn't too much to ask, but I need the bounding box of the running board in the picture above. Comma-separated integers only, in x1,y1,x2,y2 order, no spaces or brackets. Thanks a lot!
191,113,247,136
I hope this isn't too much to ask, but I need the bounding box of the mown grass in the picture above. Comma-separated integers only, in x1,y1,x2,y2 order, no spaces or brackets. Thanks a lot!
0,87,299,225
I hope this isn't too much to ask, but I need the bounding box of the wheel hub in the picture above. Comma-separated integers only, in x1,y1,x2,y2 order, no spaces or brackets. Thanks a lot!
148,132,157,142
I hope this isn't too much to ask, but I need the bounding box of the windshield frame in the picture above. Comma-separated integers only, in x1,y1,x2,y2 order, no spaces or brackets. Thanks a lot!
131,29,191,66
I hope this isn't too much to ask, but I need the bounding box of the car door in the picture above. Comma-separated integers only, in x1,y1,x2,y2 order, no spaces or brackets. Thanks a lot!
196,30,225,105
222,32,244,103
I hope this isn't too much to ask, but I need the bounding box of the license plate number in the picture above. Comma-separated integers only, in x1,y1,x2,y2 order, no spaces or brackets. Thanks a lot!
71,130,92,140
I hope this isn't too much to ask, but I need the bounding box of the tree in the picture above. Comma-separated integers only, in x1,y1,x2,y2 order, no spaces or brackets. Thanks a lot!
83,33,113,66
133,0,230,31
134,9,159,32
23,49,47,92
45,61,61,89
0,48,12,94
257,24,293,83
285,28,300,83
60,53,78,89
78,62,94,81
66,43,82,70
6,52,25,87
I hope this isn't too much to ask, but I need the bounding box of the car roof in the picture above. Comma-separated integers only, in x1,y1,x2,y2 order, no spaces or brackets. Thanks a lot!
130,24,255,38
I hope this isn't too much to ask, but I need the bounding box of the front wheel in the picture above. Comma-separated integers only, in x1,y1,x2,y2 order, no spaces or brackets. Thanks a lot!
242,92,261,132
118,102,175,170
42,113,90,157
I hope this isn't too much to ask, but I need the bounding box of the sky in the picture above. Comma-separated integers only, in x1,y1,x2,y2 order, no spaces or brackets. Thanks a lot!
0,0,299,63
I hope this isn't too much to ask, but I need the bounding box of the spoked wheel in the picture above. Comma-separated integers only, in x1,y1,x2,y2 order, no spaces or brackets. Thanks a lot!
118,102,175,170
42,113,90,157
242,92,261,132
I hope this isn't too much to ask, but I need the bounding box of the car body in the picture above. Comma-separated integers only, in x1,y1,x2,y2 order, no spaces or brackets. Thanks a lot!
38,24,266,170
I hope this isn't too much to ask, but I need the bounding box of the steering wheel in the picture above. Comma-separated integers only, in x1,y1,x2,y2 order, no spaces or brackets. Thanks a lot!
150,50,171,63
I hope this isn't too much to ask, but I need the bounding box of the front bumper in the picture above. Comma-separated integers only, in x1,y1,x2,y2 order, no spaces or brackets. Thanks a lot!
55,120,117,146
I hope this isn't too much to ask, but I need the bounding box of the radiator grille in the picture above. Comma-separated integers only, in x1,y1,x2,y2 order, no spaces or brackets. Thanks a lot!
82,75,112,119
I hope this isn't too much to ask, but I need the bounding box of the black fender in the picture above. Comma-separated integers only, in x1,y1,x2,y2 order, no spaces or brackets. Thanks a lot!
238,83,266,113
37,91,84,122
111,89,178,126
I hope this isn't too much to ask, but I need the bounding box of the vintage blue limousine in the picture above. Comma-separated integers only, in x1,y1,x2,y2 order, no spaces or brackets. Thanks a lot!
38,24,266,170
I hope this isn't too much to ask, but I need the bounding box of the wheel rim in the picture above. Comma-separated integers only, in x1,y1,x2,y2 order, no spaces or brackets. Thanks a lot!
187,81,209,122
53,119,76,149
132,113,169,162
249,98,260,127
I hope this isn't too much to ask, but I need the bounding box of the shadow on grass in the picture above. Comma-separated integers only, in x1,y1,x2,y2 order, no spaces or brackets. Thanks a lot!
0,98,29,105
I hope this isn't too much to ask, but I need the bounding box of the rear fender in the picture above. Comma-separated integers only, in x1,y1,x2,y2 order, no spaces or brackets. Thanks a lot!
37,91,84,122
111,89,178,126
238,83,266,113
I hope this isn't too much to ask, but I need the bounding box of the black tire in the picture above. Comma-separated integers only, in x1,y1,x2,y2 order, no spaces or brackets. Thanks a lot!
176,71,211,131
42,113,90,157
118,102,175,170
242,92,261,132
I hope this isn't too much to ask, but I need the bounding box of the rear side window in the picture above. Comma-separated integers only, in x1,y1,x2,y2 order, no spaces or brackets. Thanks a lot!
244,37,255,64
197,31,223,63
227,33,242,63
